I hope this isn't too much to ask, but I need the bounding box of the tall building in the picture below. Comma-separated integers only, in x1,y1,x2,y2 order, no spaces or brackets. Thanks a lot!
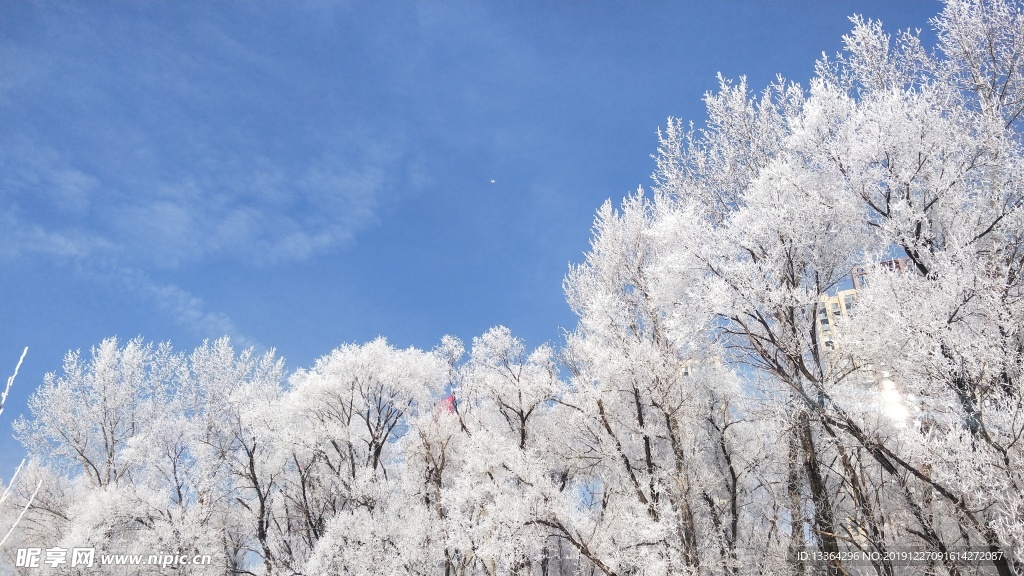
822,258,914,350
818,258,917,427
851,257,913,290
817,289,858,351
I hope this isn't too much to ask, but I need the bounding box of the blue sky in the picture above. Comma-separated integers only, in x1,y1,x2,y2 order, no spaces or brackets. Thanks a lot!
0,1,939,477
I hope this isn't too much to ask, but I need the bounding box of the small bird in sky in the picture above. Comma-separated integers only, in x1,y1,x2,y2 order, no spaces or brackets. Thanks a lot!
490,179,496,184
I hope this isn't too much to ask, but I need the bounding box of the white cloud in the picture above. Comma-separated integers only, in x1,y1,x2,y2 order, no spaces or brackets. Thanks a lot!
2,147,394,268
0,2,425,348
117,267,260,350
0,139,397,349
0,4,410,271
0,211,111,261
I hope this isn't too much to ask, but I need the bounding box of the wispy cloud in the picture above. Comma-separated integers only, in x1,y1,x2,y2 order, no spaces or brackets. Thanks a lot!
0,133,396,269
93,151,389,267
116,267,260,350
0,5,415,347
0,210,112,261
0,3,411,270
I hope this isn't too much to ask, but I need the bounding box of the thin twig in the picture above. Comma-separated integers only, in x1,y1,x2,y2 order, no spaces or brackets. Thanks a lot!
0,459,26,507
0,346,28,420
0,478,41,548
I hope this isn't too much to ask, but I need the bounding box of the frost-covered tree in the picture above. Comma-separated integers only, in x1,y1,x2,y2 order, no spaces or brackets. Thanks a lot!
295,337,454,575
301,330,571,576
10,337,285,575
645,1,1024,573
450,327,566,575
559,191,785,576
